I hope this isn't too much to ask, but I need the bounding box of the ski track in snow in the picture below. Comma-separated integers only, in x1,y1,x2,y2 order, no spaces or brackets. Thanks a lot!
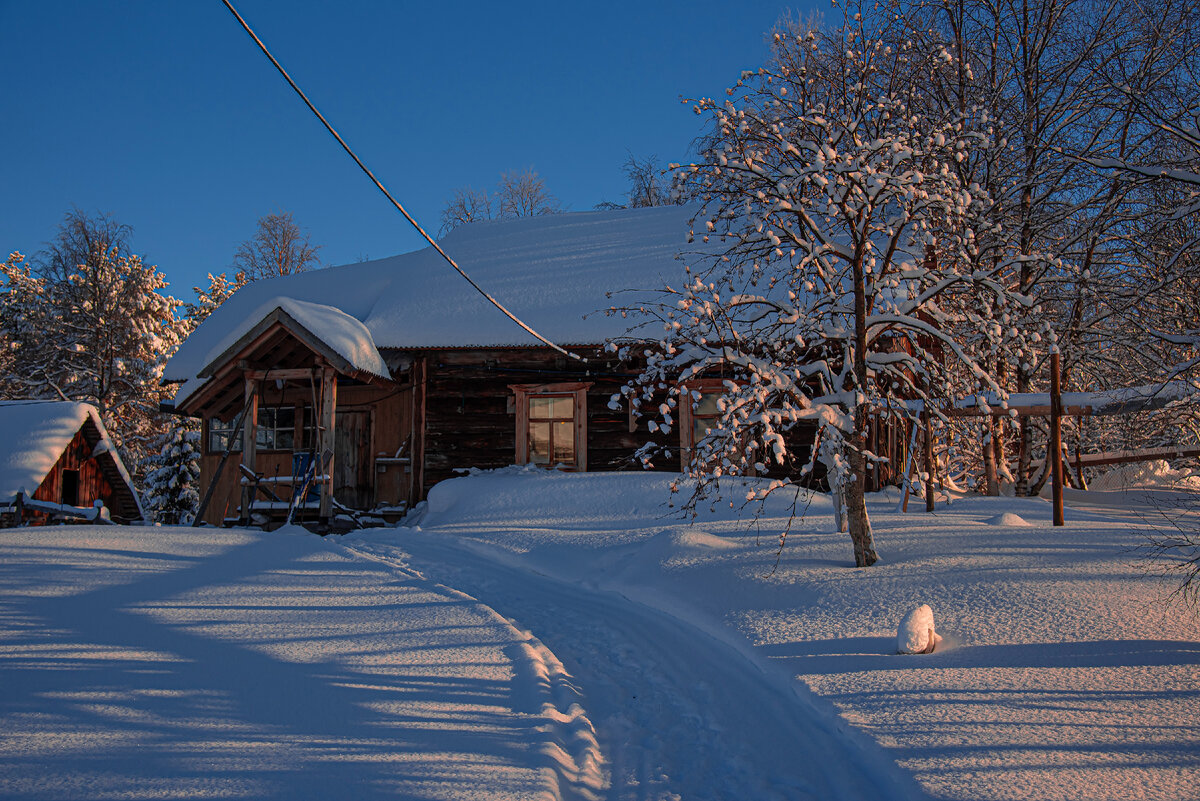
343,534,926,801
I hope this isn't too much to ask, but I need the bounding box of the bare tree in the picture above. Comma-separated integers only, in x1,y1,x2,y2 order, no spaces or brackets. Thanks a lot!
440,168,563,233
496,168,563,219
623,153,676,208
36,207,133,281
440,187,492,234
231,212,321,280
622,14,1021,567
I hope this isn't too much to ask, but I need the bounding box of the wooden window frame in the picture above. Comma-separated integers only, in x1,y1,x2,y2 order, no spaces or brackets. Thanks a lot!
509,382,591,471
678,379,737,471
206,406,305,455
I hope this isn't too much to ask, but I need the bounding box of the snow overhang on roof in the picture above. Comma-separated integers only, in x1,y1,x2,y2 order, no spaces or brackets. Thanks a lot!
172,297,392,410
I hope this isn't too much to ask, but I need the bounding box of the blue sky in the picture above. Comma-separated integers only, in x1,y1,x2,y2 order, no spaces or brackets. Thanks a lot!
1,1,810,300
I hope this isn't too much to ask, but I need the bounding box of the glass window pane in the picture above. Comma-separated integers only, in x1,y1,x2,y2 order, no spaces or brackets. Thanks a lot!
553,421,575,463
693,419,709,445
549,396,574,419
529,422,551,464
695,392,722,416
530,397,553,417
276,429,295,450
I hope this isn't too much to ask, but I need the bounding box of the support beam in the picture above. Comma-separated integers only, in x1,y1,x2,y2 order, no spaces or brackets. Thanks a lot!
239,377,259,524
318,366,337,521
410,357,427,507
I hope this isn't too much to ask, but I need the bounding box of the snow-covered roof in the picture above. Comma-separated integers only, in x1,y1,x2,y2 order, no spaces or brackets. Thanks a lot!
196,297,392,381
165,205,698,384
0,400,127,501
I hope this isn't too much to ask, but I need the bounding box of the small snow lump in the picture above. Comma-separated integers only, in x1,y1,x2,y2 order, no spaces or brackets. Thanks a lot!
897,604,943,654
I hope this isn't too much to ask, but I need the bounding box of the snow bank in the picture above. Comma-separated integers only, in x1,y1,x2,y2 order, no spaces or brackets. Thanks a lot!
1090,458,1200,491
896,604,943,654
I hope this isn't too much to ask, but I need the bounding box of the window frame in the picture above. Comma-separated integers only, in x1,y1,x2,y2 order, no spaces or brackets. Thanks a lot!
678,378,737,470
206,405,303,455
509,382,591,470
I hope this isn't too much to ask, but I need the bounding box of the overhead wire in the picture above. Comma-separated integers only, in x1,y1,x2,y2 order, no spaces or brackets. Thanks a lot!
219,0,584,362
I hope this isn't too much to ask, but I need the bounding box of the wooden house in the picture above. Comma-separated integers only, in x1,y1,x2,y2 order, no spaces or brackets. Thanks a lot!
164,206,706,526
0,400,143,526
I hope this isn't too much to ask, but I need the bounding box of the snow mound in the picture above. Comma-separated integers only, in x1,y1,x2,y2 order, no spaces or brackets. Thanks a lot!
1090,459,1200,491
985,511,1031,526
897,604,943,654
675,529,741,550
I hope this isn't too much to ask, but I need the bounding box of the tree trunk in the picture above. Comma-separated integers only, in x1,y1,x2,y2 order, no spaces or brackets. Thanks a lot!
846,445,878,567
983,415,999,496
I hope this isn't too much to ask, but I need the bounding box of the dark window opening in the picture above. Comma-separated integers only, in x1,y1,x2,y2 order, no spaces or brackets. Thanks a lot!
61,469,80,507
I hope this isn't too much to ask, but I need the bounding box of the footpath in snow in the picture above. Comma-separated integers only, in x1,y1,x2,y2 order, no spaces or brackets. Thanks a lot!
353,468,1200,801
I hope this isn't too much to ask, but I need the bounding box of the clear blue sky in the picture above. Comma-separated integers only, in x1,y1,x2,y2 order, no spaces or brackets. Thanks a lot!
1,1,812,301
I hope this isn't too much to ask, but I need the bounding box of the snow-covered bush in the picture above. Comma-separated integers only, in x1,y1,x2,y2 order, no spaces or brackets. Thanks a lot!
143,424,201,525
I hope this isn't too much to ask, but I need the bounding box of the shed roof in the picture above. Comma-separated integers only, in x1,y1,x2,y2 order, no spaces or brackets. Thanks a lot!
0,401,140,520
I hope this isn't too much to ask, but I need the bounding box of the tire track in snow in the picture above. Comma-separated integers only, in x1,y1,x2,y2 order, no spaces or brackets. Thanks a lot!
337,542,605,801
345,534,926,801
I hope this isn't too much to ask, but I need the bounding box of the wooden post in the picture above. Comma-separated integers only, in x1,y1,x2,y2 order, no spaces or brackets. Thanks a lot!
319,366,337,521
409,356,427,507
1050,350,1064,526
923,407,935,512
239,377,259,524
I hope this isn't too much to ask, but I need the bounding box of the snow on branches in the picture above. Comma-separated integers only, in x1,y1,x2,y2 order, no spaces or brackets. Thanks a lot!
621,15,1028,566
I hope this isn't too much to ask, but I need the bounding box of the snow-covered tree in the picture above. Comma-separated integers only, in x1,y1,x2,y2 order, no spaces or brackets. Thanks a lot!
622,16,1024,566
1,211,183,477
184,269,250,330
142,423,201,524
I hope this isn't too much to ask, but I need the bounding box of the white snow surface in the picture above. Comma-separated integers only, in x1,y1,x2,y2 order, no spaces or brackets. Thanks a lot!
0,400,116,500
3,470,1197,800
165,205,700,385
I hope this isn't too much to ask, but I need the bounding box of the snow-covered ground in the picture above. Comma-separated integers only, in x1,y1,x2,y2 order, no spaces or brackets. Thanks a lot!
1,470,1197,800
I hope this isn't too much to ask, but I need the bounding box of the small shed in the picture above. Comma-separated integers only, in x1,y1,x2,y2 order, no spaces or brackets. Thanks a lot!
0,400,143,526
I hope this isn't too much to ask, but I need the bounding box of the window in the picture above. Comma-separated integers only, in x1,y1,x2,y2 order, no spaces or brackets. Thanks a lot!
678,379,741,471
528,395,576,466
510,382,591,470
208,417,242,453
208,406,300,453
256,407,296,451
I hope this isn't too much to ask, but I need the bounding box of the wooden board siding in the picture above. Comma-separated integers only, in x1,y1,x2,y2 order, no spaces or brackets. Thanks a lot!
196,380,411,525
28,428,120,523
416,348,675,495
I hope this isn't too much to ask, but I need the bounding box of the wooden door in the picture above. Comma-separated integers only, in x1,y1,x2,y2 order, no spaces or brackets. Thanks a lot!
333,410,372,509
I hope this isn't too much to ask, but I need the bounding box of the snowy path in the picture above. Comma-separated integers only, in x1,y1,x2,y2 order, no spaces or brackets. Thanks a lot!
344,532,926,801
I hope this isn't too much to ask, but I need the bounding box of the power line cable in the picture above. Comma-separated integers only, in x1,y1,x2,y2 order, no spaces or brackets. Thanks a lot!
219,0,583,362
